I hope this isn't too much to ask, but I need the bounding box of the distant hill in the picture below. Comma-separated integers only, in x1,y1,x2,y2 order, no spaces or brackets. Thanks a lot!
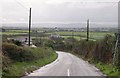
2,23,118,29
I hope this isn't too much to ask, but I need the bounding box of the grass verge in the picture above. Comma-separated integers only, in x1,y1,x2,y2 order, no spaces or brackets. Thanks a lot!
95,62,120,76
3,52,58,77
71,52,120,77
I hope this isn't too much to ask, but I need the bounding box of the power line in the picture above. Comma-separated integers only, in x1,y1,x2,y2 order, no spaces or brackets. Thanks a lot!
14,0,29,11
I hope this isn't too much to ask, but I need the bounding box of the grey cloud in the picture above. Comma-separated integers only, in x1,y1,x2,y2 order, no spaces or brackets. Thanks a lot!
1,0,118,25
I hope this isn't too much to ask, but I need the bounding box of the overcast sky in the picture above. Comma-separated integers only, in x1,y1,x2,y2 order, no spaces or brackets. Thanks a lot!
1,0,119,25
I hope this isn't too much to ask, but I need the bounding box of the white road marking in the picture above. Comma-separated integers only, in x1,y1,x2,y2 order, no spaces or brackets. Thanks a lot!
67,69,70,76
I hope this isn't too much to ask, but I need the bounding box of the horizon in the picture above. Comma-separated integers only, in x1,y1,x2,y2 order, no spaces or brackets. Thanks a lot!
2,22,118,28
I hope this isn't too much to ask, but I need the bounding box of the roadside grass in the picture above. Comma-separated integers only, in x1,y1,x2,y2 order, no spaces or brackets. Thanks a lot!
3,52,58,77
2,43,58,77
70,52,120,77
95,62,120,76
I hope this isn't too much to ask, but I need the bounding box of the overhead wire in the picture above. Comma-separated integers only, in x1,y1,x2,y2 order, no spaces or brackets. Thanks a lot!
13,0,29,11
13,0,30,22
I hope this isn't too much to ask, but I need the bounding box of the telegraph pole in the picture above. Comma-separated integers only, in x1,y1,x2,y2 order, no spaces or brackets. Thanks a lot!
86,19,89,41
28,8,31,46
113,1,120,66
72,30,74,52
72,30,74,39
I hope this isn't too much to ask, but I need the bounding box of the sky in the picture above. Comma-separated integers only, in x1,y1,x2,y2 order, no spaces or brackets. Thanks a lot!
1,0,119,26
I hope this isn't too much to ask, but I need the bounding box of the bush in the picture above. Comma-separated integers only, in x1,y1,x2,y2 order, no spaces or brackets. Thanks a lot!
73,40,96,59
118,45,120,66
2,42,56,77
2,43,55,63
32,38,42,47
95,35,114,63
2,43,22,61
73,35,115,64
12,40,22,46
64,37,78,51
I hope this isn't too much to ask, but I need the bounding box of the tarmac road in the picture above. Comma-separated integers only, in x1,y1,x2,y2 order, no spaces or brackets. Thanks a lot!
24,51,104,77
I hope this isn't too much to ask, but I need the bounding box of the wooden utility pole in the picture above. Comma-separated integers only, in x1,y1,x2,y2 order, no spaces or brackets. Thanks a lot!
112,1,120,66
72,30,74,39
71,30,74,52
113,1,120,66
113,33,119,66
28,8,31,46
86,19,89,41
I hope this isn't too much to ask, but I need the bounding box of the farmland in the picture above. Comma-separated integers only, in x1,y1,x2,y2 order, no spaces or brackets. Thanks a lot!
1,28,119,76
2,29,28,35
46,31,114,40
1,29,114,40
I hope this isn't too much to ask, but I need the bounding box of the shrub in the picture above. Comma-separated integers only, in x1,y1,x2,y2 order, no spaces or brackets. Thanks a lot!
64,37,77,51
32,38,42,47
2,43,22,61
70,34,115,64
12,40,22,46
73,40,96,59
2,43,55,64
118,45,120,66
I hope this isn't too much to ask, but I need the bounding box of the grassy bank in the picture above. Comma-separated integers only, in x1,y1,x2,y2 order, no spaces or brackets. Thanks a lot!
71,52,120,76
2,43,58,77
95,62,120,76
3,52,57,77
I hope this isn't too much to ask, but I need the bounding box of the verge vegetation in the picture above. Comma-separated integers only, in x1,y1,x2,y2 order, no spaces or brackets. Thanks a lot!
2,42,57,77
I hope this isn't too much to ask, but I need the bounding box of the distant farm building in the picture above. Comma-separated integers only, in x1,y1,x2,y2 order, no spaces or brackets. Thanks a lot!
50,34,61,38
8,37,33,45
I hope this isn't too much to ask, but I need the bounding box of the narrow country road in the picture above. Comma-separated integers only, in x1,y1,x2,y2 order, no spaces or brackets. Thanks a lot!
24,51,104,77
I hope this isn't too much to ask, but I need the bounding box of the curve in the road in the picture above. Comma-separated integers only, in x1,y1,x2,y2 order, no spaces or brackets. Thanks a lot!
26,51,104,76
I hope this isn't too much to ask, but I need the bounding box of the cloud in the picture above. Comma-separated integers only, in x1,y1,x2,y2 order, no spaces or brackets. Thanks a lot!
1,0,118,24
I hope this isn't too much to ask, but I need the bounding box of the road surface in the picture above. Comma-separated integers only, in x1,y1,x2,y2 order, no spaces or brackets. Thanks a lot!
25,51,104,76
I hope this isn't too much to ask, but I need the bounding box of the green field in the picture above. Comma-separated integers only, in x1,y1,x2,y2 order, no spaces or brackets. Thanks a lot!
2,32,27,35
9,30,29,33
2,29,114,40
1,30,28,35
50,31,114,40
